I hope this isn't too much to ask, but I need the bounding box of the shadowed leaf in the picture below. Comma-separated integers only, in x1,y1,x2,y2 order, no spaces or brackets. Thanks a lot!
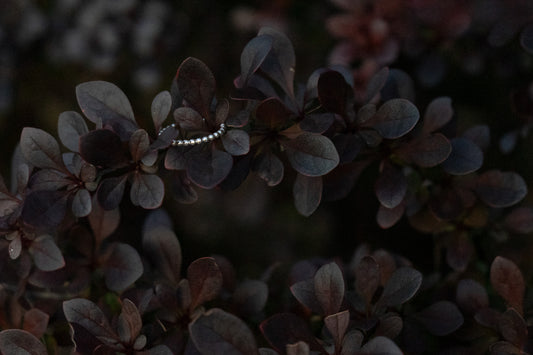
355,256,380,306
22,308,49,339
233,280,268,316
375,313,403,339
314,262,345,316
103,243,143,292
286,342,309,355
151,91,172,132
504,207,533,234
186,147,233,189
442,138,483,175
187,257,223,310
80,129,127,168
88,200,120,244
240,34,273,86
97,175,128,210
0,329,47,355
255,98,291,130
324,310,350,349
129,129,151,163
422,97,453,134
498,308,527,348
174,107,205,131
318,71,348,114
476,170,527,208
463,124,490,151
130,172,164,209
370,99,419,139
117,299,142,345
520,23,533,54
375,163,406,209
22,190,68,228
58,111,89,152
20,127,65,170
222,129,250,156
340,330,364,355
72,188,92,217
404,133,452,167
300,113,335,134
176,57,216,120
253,151,284,186
490,256,525,314
189,308,259,355
413,301,464,336
359,336,402,355
456,279,489,315
142,223,182,285
290,278,322,314
293,174,322,217
29,234,65,271
282,133,339,177
377,204,405,229
378,267,422,308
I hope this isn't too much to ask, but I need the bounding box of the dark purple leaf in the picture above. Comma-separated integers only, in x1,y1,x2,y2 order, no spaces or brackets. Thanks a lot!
28,168,71,191
103,243,143,292
215,99,230,126
240,34,273,86
290,278,322,314
129,129,151,163
429,188,464,221
176,57,216,120
490,256,525,314
375,313,403,339
22,190,68,228
520,23,533,54
189,308,259,355
88,199,120,244
498,308,527,348
359,336,402,355
375,163,406,209
151,91,172,132
505,207,533,234
258,27,296,97
76,81,137,140
404,133,452,168
455,279,489,315
369,99,420,139
151,125,179,150
130,172,164,209
422,97,453,135
72,188,92,217
413,301,464,336
314,262,345,316
475,170,527,208
324,310,350,349
171,171,198,204
474,308,502,330
29,234,65,271
80,129,128,168
377,267,422,308
340,330,364,355
332,134,363,163
376,204,405,229
20,127,65,170
255,98,291,130
186,147,233,189
253,151,284,187
286,342,309,355
148,345,174,355
165,146,187,171
300,113,335,134
446,232,473,272
117,299,142,345
22,308,49,339
365,67,389,103
187,257,223,310
174,107,205,131
318,71,348,114
58,111,89,152
355,256,380,306
233,280,268,316
463,125,490,151
282,133,339,177
97,174,128,210
489,341,523,355
293,174,322,217
260,313,325,354
221,130,250,156
142,223,182,285
442,138,483,175
0,329,47,355
219,154,251,191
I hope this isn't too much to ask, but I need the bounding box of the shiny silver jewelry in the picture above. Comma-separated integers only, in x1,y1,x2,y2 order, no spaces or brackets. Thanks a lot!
158,123,226,147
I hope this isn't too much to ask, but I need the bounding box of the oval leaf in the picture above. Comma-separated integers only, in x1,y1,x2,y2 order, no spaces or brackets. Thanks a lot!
476,170,527,208
151,91,172,131
20,127,65,170
442,138,483,175
186,147,233,189
22,190,68,228
293,174,322,217
97,175,128,210
58,111,89,152
142,225,182,285
0,329,47,355
314,262,345,316
174,107,205,131
240,34,273,86
355,256,380,306
456,279,489,315
221,129,250,156
504,207,533,234
407,133,452,168
413,301,464,336
378,267,422,308
252,151,284,187
422,97,453,134
117,299,142,345
29,234,65,271
129,129,151,163
72,188,92,217
282,133,339,177
233,280,269,316
176,57,216,120
130,173,164,209
187,257,223,310
80,129,127,168
490,256,525,314
360,336,402,355
371,99,420,139
375,163,406,209
103,243,144,292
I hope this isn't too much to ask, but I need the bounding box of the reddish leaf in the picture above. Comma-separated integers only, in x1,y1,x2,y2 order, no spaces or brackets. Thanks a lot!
446,232,473,272
405,133,452,168
240,34,273,86
318,70,348,114
375,163,406,209
324,310,350,349
376,204,405,229
282,133,339,177
88,199,120,244
189,308,259,355
476,170,528,208
130,172,164,209
293,174,322,217
117,299,142,345
0,329,47,355
355,256,380,306
253,151,284,187
22,308,49,339
413,301,464,336
58,111,89,152
300,113,335,134
97,175,128,210
176,57,216,120
422,97,453,135
28,168,71,192
499,308,528,348
369,99,419,139
456,279,489,315
80,129,128,168
489,341,523,355
22,190,68,228
375,313,403,339
365,67,389,103
286,341,309,355
129,129,151,163
164,146,187,171
340,330,364,355
233,280,268,316
174,107,205,131
290,278,322,314
151,90,172,132
442,138,483,175
504,207,533,234
20,127,65,170
429,188,464,221
377,267,422,308
314,262,345,316
221,129,250,156
490,256,525,314
103,243,143,292
187,257,223,310
186,147,233,189
142,223,182,286
29,234,65,271
255,98,291,131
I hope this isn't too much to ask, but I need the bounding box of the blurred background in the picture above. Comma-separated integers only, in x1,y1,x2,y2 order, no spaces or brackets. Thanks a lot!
2,0,533,277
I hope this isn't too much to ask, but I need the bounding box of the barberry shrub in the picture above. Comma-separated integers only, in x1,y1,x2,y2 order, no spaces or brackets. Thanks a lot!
0,25,532,355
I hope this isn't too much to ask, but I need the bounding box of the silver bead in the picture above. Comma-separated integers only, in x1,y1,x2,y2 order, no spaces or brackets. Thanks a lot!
176,140,183,146
195,138,202,144
182,140,190,146
220,123,225,129
213,132,220,138
202,136,209,143
208,134,215,141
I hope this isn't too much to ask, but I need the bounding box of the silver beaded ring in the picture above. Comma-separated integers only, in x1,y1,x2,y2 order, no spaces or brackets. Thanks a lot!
158,123,226,147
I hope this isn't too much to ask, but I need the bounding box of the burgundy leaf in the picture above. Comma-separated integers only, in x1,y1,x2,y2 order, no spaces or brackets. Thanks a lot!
255,98,291,131
355,256,380,306
498,308,527,348
429,188,464,221
377,267,422,308
404,133,452,168
324,310,350,349
22,308,49,339
28,168,71,191
151,125,179,150
221,129,250,156
22,190,68,228
340,330,364,355
359,336,402,355
422,97,453,135
442,138,483,175
187,257,223,310
290,278,322,314
129,129,151,163
369,99,420,139
476,170,528,208
318,70,348,114
142,224,182,285
72,188,92,217
0,329,47,355
376,204,405,229
314,262,345,316
88,199,120,244
365,67,389,103
20,127,65,170
504,207,533,234
446,232,473,272
375,313,403,339
286,342,309,355
282,133,339,177
176,57,216,120
490,256,525,314
189,308,259,355
233,280,268,316
413,301,464,336
253,151,284,187
463,124,490,151
293,174,322,217
80,129,128,168
375,163,406,209
58,111,89,152
165,146,187,171
186,147,233,189
240,34,273,86
76,81,137,140
260,313,325,354
97,175,128,210
103,243,144,292
489,341,523,355
130,172,164,209
215,99,230,126
300,113,335,134
456,279,489,315
117,299,142,345
174,107,205,131
151,90,172,132
29,234,65,271
171,171,198,204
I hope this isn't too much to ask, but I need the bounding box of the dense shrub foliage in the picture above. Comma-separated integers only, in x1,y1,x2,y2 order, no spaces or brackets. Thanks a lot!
2,1,533,354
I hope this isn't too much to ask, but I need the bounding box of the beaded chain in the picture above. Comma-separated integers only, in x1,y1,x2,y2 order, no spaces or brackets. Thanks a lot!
158,122,227,146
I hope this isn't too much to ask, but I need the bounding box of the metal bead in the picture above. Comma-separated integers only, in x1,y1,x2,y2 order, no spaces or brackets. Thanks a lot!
183,140,190,146
213,132,220,138
195,138,202,144
208,134,215,141
202,136,209,143
176,140,183,146
220,123,225,129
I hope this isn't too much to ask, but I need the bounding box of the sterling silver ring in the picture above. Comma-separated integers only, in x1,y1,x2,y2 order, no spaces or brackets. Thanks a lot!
158,123,226,146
